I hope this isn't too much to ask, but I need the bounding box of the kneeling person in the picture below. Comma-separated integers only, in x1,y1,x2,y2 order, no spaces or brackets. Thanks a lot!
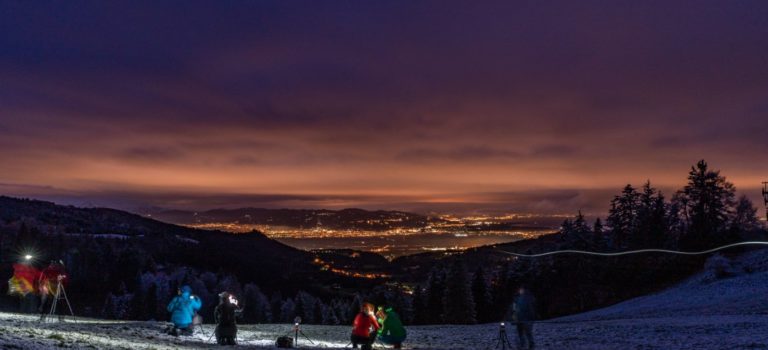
351,302,379,350
215,292,242,345
377,306,406,349
166,285,202,336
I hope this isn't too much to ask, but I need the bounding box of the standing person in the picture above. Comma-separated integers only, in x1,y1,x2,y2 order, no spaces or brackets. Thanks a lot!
214,292,242,345
351,302,379,350
377,306,407,349
37,260,67,321
512,286,537,350
166,285,202,336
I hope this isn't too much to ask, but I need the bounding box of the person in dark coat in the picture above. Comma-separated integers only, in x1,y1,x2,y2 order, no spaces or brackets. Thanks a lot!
214,292,242,345
166,285,202,336
512,286,537,350
351,302,379,350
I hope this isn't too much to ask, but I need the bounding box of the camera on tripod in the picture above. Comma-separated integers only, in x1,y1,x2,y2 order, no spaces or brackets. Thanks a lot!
492,321,513,349
276,316,314,348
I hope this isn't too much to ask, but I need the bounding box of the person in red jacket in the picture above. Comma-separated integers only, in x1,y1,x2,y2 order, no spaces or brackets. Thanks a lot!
351,302,379,350
37,260,68,320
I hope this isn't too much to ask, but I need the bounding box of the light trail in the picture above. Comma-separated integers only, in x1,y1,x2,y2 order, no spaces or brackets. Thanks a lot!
496,241,768,258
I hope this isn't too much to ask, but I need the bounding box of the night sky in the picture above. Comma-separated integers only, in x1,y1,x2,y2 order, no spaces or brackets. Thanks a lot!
1,1,767,214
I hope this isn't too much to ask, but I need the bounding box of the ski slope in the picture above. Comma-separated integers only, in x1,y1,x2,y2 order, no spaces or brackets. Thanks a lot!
2,250,768,349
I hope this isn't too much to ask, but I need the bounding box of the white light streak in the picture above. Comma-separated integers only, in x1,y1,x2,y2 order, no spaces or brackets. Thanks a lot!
497,241,768,258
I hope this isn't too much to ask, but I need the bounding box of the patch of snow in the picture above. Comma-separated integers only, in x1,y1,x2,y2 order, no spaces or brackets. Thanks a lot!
3,248,768,349
175,235,200,244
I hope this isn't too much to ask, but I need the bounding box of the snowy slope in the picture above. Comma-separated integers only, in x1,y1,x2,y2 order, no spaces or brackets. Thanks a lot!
2,249,768,349
560,249,768,320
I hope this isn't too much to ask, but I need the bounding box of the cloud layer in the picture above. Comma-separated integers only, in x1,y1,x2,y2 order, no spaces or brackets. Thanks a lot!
1,1,767,213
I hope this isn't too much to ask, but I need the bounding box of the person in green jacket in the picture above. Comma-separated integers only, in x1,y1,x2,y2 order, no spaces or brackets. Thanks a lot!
376,306,406,349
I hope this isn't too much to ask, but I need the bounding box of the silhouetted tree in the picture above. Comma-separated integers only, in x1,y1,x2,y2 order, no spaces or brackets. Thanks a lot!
471,266,493,323
607,184,640,249
592,218,606,249
442,259,475,324
243,283,271,323
675,160,736,249
491,262,511,321
411,285,427,325
424,266,446,324
279,298,296,323
634,181,668,248
731,195,761,233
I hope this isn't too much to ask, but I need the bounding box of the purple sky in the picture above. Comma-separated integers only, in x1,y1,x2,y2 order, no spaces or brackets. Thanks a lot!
1,1,767,215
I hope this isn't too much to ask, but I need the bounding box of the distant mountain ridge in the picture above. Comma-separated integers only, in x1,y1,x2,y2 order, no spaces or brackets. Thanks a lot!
0,195,378,320
146,207,432,231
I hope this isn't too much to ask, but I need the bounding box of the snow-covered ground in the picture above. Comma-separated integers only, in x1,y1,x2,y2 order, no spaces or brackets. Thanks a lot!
3,250,768,349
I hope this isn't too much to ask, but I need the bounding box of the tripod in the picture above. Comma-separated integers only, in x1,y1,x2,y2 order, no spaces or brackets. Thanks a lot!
283,323,315,348
492,322,514,350
47,276,74,321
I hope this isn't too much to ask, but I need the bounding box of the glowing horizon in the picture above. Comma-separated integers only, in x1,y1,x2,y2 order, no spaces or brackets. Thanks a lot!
1,1,767,215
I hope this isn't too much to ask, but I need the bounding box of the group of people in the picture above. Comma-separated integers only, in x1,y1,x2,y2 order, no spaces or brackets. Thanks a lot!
165,285,407,348
351,302,407,350
166,285,242,345
166,285,536,350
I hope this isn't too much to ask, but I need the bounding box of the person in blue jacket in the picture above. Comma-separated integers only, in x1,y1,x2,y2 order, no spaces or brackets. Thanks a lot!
167,285,202,336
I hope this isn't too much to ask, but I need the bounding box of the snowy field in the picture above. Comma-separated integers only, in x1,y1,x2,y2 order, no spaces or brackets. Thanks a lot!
3,250,768,349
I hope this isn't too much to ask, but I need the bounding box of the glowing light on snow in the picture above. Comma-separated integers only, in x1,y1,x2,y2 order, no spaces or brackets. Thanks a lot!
497,241,768,258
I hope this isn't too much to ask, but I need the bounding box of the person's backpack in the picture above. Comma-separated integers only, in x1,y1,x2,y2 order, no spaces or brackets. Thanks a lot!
275,336,293,348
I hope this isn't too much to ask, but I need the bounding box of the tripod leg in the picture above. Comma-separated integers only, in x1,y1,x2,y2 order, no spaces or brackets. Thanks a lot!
49,283,60,318
60,285,74,317
299,330,315,345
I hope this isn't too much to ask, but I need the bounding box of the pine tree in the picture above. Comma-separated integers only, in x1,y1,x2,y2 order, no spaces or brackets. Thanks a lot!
411,286,427,325
129,281,147,320
321,303,340,325
347,294,364,323
442,259,476,324
572,211,591,249
471,266,492,323
293,291,310,323
270,292,284,322
424,266,446,324
145,283,158,320
279,298,296,322
389,289,413,324
592,218,605,249
634,181,669,248
560,219,574,242
607,184,640,249
491,263,511,321
675,160,737,249
312,298,324,325
731,195,760,233
243,283,271,323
